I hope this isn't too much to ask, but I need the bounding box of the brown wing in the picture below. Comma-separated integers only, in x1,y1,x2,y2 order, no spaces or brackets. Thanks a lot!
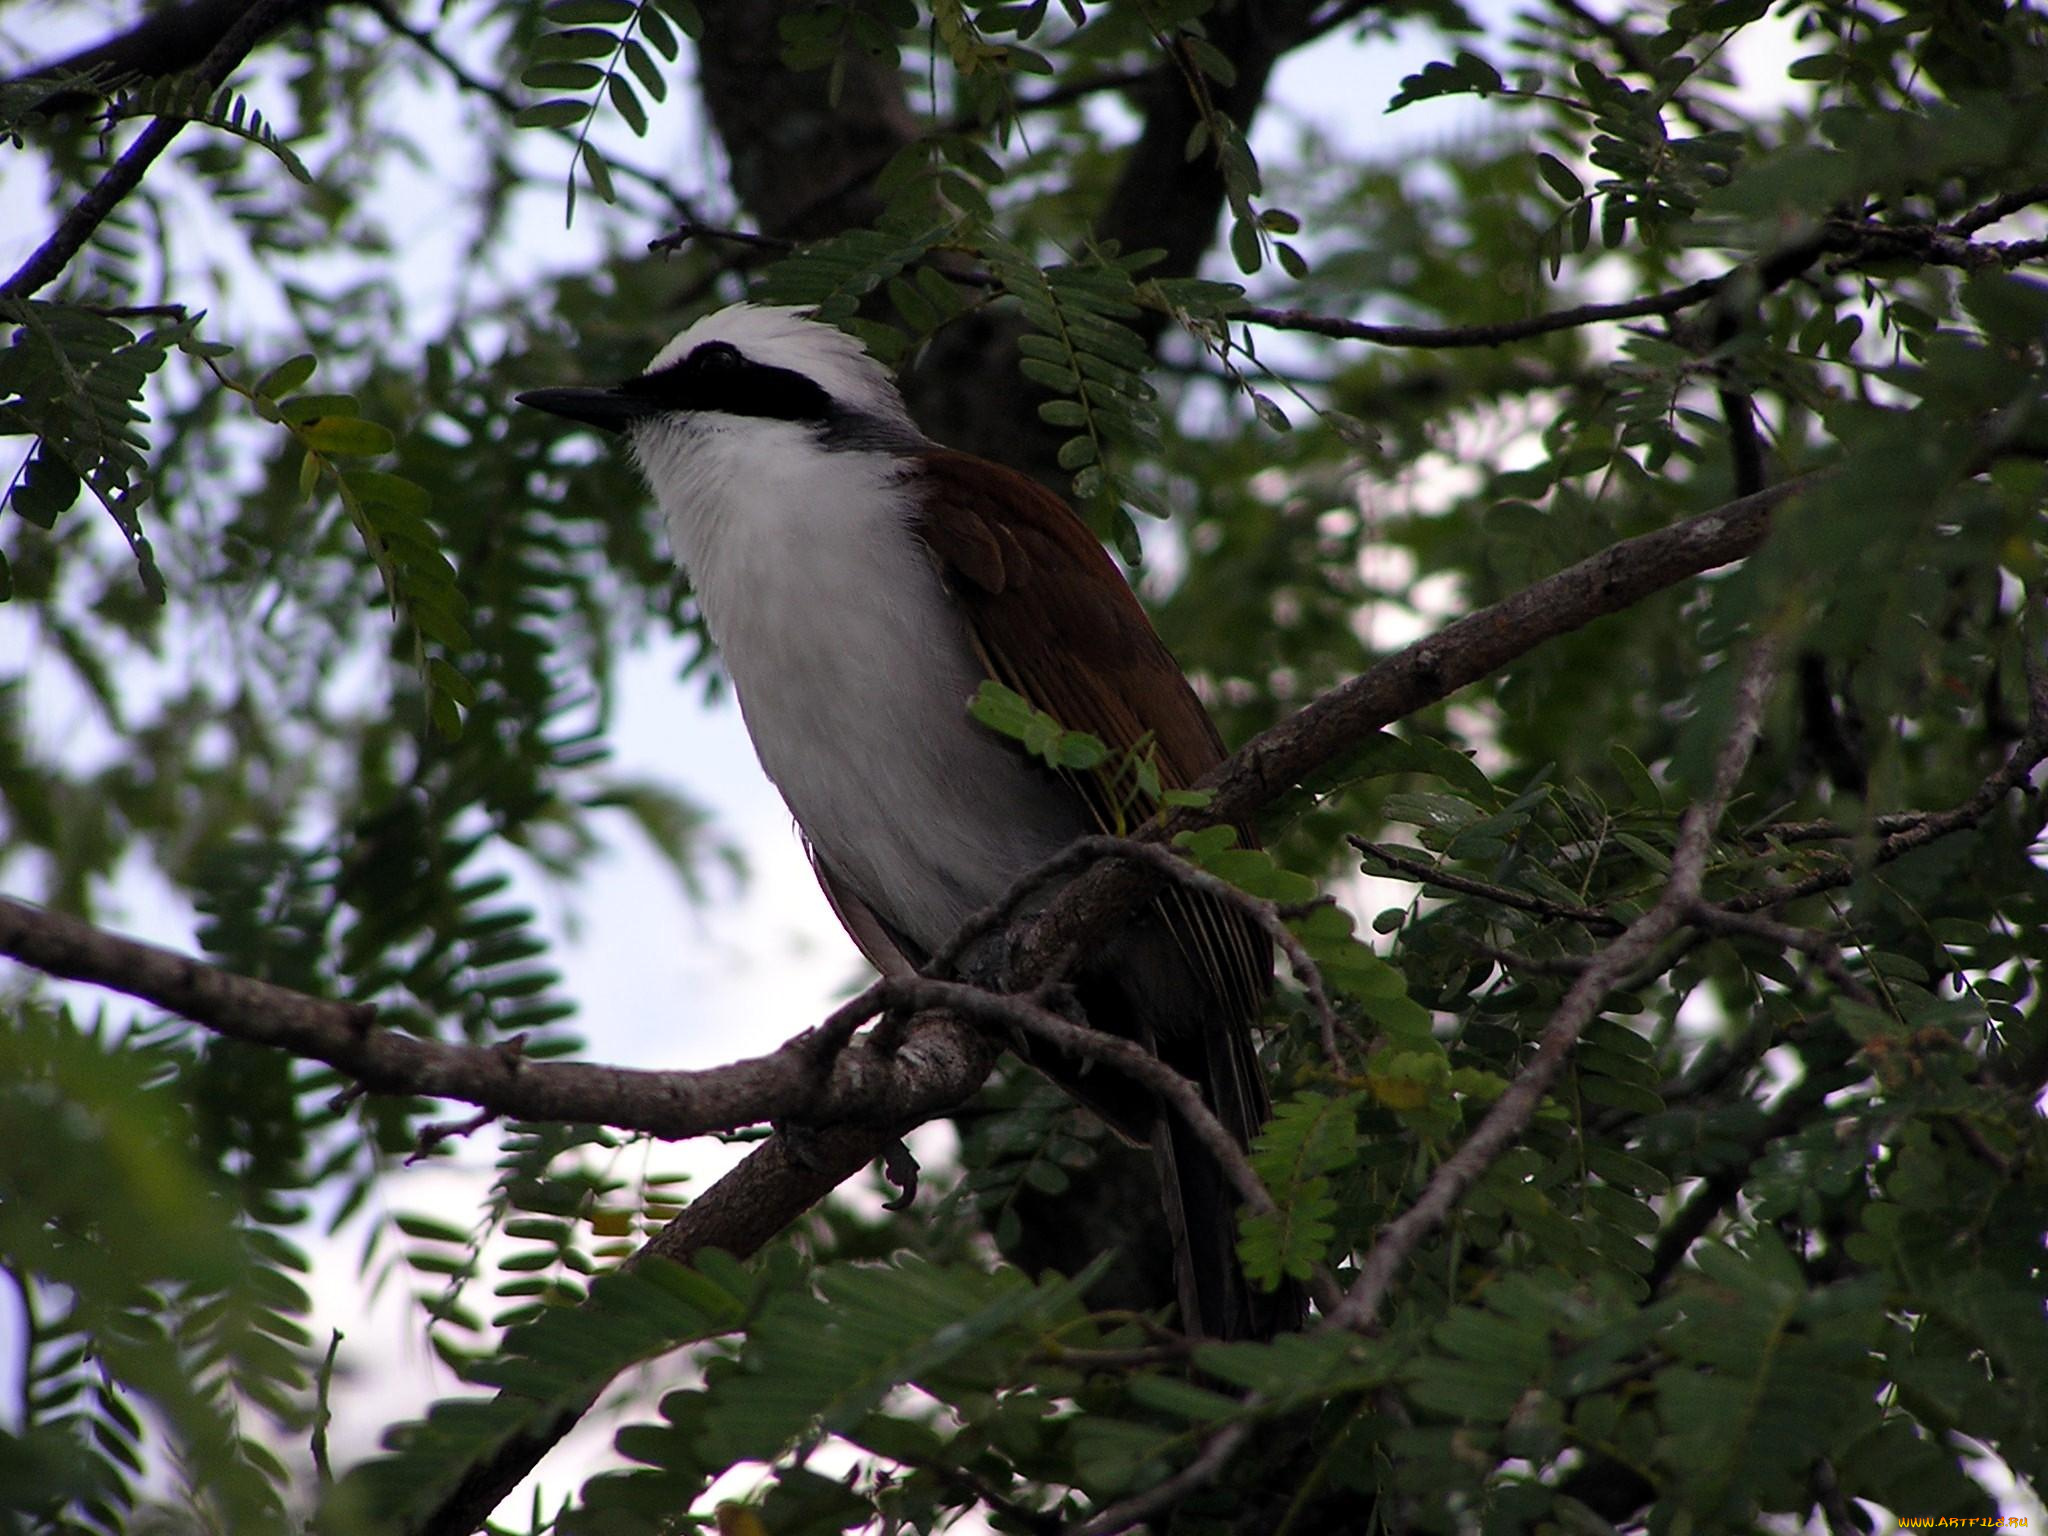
909,449,1296,1337
904,447,1270,1036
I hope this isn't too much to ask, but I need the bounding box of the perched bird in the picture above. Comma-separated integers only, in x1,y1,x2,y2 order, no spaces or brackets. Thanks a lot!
520,304,1295,1338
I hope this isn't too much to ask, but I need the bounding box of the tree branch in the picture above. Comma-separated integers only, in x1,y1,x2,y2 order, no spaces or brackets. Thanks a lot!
1946,180,2048,236
1233,209,2048,351
1720,672,2048,917
1068,1416,1258,1536
1350,838,1625,935
0,897,996,1138
1192,479,1804,833
407,1098,986,1536
3,0,311,301
1329,633,1784,1333
1237,274,1728,349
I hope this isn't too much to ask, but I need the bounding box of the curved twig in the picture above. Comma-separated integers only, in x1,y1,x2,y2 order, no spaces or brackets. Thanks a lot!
1329,632,1784,1333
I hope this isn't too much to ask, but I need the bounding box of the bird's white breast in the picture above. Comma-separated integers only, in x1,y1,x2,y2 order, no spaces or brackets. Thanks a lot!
634,417,1084,955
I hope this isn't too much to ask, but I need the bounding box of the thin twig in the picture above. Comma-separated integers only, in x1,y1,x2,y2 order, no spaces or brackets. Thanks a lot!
921,985,1272,1217
1329,634,1783,1333
1471,942,1590,978
896,1449,1059,1535
1720,686,2048,915
1235,277,1727,349
1684,902,1878,1007
897,976,1343,1317
1742,810,1927,845
649,220,798,256
407,1104,499,1163
1945,180,2048,236
1351,838,1624,934
368,0,694,217
1033,1342,1196,1370
1646,1060,1851,1289
1057,836,1351,1072
310,1328,343,1486
1067,1417,1258,1536
648,204,2048,360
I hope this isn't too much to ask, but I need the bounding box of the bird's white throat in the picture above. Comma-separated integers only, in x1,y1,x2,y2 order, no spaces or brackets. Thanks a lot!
632,416,1084,955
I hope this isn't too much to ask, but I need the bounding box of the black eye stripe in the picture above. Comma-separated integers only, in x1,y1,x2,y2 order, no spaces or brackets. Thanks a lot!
621,340,833,423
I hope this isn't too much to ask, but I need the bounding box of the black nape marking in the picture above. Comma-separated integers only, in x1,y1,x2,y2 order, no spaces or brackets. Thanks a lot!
620,339,835,424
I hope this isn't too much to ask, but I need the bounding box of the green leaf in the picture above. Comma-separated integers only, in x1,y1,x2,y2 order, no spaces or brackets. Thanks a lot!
1607,744,1664,811
533,26,623,59
255,354,316,399
1229,216,1262,274
298,417,395,456
968,680,1037,739
279,392,360,423
515,98,589,130
580,140,617,202
1184,36,1237,87
544,0,637,21
522,61,605,92
1240,1091,1362,1283
1056,435,1097,470
1537,151,1584,202
607,73,648,135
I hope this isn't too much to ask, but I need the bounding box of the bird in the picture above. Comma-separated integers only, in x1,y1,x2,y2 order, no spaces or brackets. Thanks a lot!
519,303,1297,1339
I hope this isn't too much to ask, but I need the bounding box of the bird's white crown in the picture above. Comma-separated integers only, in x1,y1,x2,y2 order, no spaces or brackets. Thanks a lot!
644,303,916,435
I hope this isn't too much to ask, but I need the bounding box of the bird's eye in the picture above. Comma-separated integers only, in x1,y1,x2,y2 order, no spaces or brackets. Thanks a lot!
690,342,742,372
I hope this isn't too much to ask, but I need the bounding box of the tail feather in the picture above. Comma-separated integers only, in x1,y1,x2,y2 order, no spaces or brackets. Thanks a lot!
1073,914,1305,1341
1155,1018,1307,1340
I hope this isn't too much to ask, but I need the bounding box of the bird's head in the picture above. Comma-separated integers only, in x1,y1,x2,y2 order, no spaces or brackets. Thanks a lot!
517,303,921,454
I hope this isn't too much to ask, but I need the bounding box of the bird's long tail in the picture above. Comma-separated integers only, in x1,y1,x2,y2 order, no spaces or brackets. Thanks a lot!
1154,1011,1306,1341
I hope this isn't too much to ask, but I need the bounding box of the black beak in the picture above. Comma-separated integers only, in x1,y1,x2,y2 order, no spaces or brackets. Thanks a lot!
516,386,659,434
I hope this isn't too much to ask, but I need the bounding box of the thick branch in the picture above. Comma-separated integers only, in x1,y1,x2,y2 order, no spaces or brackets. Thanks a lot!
0,898,995,1137
1199,480,1800,830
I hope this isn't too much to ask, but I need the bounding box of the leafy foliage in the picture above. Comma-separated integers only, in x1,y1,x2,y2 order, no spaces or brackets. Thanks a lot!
0,1004,309,1532
111,77,311,185
987,242,1165,555
0,302,201,600
4,0,2048,1531
515,0,704,217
